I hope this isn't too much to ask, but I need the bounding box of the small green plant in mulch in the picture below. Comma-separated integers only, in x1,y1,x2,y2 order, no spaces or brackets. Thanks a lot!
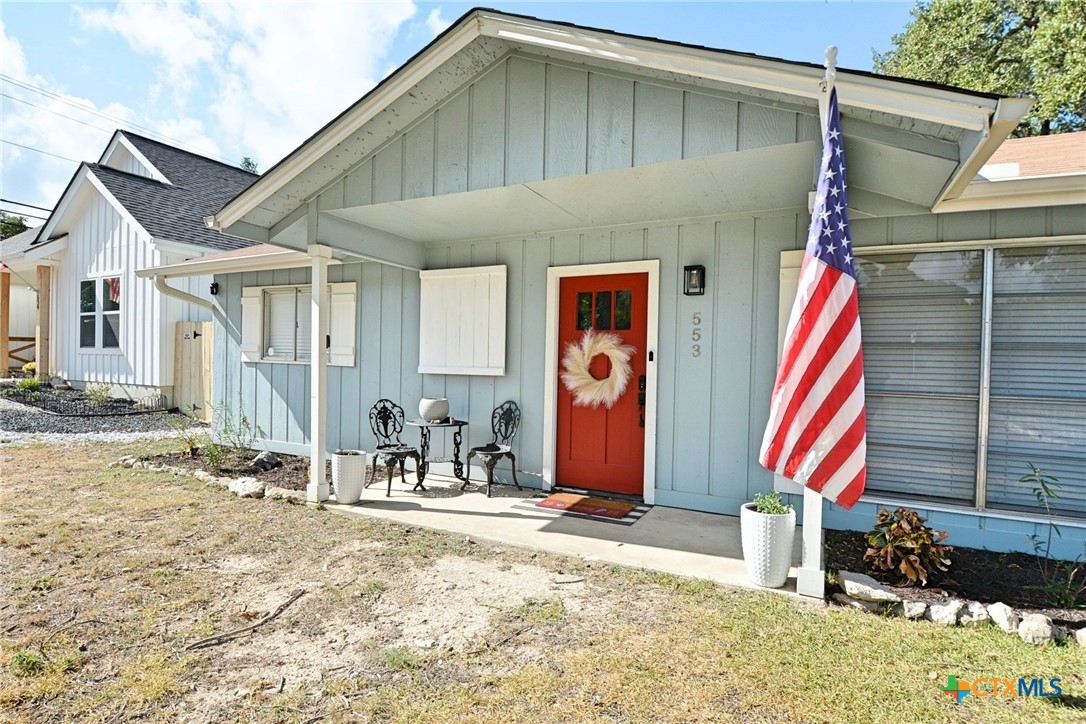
15,377,39,394
752,490,794,515
863,507,952,586
84,383,112,407
1023,464,1086,609
21,361,36,376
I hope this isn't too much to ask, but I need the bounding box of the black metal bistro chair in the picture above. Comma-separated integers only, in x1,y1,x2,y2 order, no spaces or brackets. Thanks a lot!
366,399,422,496
466,400,522,497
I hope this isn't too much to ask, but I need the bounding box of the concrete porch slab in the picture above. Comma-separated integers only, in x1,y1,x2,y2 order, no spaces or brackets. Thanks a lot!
323,473,806,597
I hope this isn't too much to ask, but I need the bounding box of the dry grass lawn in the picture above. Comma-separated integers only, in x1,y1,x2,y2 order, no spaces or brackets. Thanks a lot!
0,440,1083,722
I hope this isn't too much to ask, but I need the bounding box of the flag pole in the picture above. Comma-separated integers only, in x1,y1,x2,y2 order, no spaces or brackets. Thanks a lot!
795,46,838,600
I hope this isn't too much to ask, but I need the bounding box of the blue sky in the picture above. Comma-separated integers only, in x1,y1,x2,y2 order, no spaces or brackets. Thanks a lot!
1,1,917,222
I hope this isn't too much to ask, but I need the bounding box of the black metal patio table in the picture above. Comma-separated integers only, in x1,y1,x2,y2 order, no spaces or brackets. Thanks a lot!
406,419,470,486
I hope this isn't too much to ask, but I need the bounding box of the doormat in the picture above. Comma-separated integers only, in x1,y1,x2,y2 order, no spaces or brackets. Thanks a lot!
517,492,650,525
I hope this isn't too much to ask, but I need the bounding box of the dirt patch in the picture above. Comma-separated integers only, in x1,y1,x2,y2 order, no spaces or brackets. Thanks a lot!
824,528,1086,627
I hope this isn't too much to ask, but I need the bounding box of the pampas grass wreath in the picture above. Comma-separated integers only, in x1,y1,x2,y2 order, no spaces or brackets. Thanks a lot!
560,329,636,409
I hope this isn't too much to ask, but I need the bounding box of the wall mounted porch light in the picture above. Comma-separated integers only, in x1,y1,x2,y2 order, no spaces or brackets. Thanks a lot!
209,282,219,295
683,265,705,296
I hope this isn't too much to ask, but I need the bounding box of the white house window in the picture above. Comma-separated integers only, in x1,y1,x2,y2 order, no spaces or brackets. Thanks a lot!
854,244,1085,519
79,277,121,349
240,282,356,367
264,287,312,362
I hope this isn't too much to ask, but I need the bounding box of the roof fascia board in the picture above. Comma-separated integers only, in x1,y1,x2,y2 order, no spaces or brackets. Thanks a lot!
935,173,1086,214
477,14,1000,130
932,97,1036,211
212,15,484,231
100,131,171,184
37,165,90,242
24,236,68,263
135,249,337,278
150,238,216,258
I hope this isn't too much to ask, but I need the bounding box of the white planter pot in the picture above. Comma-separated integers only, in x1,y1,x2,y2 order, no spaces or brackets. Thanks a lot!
740,502,796,588
418,397,449,423
331,450,366,504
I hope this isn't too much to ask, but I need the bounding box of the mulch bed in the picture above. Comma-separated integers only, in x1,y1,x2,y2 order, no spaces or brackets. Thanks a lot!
148,449,388,491
0,384,169,415
824,528,1086,627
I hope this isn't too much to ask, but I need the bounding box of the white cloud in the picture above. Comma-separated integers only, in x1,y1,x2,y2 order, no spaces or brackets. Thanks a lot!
0,22,136,209
77,1,216,107
426,7,451,36
78,0,418,170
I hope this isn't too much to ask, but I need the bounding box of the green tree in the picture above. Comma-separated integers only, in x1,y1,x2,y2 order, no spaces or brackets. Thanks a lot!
0,212,30,240
874,0,1086,135
240,156,259,173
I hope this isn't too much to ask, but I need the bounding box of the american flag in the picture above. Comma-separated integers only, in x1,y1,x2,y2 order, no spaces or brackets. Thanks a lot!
759,88,867,510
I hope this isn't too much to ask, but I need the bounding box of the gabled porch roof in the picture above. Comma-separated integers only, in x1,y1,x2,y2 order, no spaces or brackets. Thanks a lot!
207,7,1031,269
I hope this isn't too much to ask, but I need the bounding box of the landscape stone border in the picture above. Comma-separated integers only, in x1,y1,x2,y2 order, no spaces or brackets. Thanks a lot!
110,454,307,503
834,571,1085,648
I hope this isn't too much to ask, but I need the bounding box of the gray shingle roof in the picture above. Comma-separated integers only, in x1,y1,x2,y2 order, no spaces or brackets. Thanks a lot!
1,227,41,260
84,132,259,253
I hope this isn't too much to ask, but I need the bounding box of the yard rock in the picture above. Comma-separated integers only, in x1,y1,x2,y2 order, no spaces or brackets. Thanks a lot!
191,470,214,482
891,600,927,620
265,486,305,502
958,601,990,627
836,571,901,603
832,593,883,613
252,450,282,471
925,599,964,626
1018,613,1054,645
228,477,265,499
1076,628,1086,648
987,602,1018,634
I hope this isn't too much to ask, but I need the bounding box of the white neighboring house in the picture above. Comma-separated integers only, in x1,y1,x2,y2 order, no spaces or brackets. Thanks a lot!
3,130,257,403
0,226,43,370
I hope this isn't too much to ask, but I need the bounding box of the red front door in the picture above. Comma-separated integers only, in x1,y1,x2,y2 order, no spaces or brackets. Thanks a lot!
556,273,648,495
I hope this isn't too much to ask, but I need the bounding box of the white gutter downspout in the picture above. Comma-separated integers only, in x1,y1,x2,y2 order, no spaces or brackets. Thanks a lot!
152,274,213,311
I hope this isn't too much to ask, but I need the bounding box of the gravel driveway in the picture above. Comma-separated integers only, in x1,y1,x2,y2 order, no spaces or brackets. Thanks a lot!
0,395,199,446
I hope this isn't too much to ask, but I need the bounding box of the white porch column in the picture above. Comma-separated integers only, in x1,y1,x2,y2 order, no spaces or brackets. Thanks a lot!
797,488,825,598
307,244,331,502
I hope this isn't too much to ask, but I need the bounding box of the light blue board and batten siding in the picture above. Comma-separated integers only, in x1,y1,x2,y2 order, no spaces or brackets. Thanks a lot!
213,211,810,509
211,263,422,455
314,54,822,212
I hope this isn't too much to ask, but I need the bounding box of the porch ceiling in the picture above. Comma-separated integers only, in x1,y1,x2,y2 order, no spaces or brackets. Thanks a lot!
318,142,819,249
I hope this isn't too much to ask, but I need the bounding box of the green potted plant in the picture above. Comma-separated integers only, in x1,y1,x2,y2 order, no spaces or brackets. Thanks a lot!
740,490,796,588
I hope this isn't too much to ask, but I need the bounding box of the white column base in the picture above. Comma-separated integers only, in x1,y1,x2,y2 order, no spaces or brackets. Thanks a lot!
797,486,825,599
307,481,329,503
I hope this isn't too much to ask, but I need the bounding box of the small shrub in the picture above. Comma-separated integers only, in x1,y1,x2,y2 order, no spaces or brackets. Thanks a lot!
21,361,36,375
85,382,112,407
24,390,41,403
169,413,203,458
8,651,46,677
864,507,952,586
1024,464,1086,608
16,377,39,393
213,395,262,450
202,439,228,468
752,490,793,515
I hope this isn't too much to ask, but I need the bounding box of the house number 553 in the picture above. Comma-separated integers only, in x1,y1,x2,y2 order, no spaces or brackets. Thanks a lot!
691,312,702,357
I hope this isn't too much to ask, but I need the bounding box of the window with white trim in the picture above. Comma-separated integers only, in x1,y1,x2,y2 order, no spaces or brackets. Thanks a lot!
79,277,121,349
778,243,1085,518
240,282,356,367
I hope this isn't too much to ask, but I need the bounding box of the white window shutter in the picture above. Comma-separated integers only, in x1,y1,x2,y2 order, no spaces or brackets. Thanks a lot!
773,250,804,495
328,282,357,367
240,287,263,362
418,266,506,375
